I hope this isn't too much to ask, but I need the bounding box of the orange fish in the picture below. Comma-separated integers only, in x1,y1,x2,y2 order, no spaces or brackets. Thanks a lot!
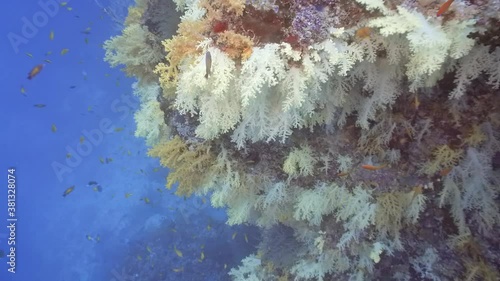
437,0,454,16
355,27,371,39
27,64,44,79
439,167,453,177
361,164,386,171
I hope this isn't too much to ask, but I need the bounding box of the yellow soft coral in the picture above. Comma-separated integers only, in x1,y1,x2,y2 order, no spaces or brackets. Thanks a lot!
419,145,463,175
154,20,209,89
217,30,254,61
104,23,164,84
148,136,215,196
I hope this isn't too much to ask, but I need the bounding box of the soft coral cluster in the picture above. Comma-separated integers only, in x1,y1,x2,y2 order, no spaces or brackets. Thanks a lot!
104,0,500,279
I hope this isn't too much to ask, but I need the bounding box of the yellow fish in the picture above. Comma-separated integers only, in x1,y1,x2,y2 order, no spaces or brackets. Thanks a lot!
20,86,26,95
49,30,54,40
66,6,73,11
60,48,69,55
174,245,183,258
200,251,205,261
62,185,75,197
172,267,183,273
232,232,237,240
125,193,133,198
51,124,57,133
142,197,151,204
206,224,211,231
414,94,420,110
80,136,85,144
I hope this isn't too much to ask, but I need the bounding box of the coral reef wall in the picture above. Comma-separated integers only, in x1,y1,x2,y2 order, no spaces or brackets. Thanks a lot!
104,0,500,279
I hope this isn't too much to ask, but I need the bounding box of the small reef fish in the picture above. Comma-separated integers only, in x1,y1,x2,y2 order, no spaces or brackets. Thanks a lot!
82,27,91,34
93,185,103,192
106,157,113,163
199,251,205,262
86,235,93,241
232,232,237,240
25,52,33,58
62,185,75,197
125,193,133,198
146,245,153,253
60,48,69,55
439,167,453,177
27,64,44,79
244,233,248,243
336,171,349,177
60,2,67,6
361,164,386,171
49,30,54,40
80,136,85,144
206,224,211,231
66,153,72,158
141,197,151,204
20,86,26,95
137,255,142,261
172,267,183,273
33,104,46,108
51,124,57,133
437,0,454,16
114,127,124,132
44,59,52,64
174,245,183,257
205,51,212,79
355,27,371,39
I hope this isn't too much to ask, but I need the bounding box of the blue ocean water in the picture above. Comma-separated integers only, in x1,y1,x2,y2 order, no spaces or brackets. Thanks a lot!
0,1,256,280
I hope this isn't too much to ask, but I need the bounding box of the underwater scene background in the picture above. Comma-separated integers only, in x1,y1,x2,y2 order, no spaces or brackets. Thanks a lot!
1,0,500,280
